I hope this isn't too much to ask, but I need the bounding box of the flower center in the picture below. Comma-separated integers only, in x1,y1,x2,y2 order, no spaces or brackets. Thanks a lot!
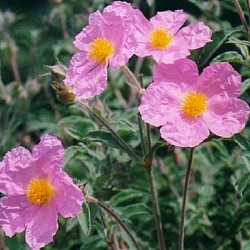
181,91,208,118
149,28,173,50
88,37,114,63
26,178,55,206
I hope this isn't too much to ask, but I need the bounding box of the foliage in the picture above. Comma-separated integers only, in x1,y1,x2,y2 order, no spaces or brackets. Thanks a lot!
1,0,250,249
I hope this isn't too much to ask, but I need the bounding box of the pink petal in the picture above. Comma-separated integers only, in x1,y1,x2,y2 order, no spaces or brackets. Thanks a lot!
133,12,153,58
64,52,108,99
74,11,103,51
0,195,37,237
25,205,58,250
198,62,242,98
139,81,183,127
204,97,250,137
0,147,34,195
160,116,210,147
32,134,64,171
150,10,187,34
154,59,199,87
175,22,212,50
152,45,190,64
102,18,136,68
102,2,139,68
52,171,84,217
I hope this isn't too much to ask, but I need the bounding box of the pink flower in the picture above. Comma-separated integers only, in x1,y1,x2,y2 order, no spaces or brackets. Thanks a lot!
64,1,138,99
139,59,250,147
134,10,212,63
0,135,84,250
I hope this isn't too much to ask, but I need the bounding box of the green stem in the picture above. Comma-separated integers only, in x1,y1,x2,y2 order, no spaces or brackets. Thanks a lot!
81,101,144,165
87,195,142,250
233,0,250,39
178,147,195,250
137,115,147,155
121,65,144,93
146,123,151,152
246,0,250,25
146,167,166,250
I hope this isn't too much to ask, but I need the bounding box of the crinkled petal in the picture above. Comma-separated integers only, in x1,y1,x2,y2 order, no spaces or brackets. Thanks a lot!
139,81,183,127
204,97,250,137
160,116,210,147
154,59,199,87
64,52,108,99
0,195,37,237
74,11,103,51
52,171,84,217
104,1,152,61
102,18,135,68
0,147,34,195
75,3,136,69
32,134,64,172
175,22,212,50
25,205,58,250
152,45,190,64
150,10,187,34
198,62,242,98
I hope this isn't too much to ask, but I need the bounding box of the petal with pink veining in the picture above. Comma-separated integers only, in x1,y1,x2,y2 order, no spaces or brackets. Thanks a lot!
52,171,84,217
25,205,58,250
74,11,103,51
204,97,250,137
198,62,242,98
160,115,210,147
150,10,187,34
64,52,108,99
154,59,199,87
139,81,183,127
175,22,212,50
32,134,64,172
0,147,34,195
0,195,37,237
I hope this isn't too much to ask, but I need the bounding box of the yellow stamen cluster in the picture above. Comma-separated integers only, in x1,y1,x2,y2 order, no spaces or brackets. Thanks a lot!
26,178,55,206
149,28,173,50
89,37,115,63
181,91,208,118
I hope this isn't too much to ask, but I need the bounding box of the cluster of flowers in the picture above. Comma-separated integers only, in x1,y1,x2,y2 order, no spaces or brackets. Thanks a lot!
64,1,250,147
0,1,249,250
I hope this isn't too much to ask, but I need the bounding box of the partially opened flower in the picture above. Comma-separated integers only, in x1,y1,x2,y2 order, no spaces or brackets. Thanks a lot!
64,1,139,99
139,59,250,147
0,134,84,250
134,10,212,63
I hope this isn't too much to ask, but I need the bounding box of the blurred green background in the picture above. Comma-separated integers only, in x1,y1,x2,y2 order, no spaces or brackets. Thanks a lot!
1,0,250,249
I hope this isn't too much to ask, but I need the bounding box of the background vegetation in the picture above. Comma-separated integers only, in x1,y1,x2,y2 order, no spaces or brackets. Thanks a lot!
1,0,250,249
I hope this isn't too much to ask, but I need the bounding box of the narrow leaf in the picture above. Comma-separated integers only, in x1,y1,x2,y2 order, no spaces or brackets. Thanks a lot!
77,203,91,236
198,29,242,66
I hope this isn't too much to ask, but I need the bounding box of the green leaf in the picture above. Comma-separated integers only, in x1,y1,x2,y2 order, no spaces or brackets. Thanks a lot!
212,51,245,64
144,140,166,166
64,145,81,167
198,29,242,66
84,131,142,162
236,173,250,196
120,204,150,221
64,127,83,141
77,203,91,236
111,189,147,207
242,79,250,94
233,134,250,151
84,130,126,150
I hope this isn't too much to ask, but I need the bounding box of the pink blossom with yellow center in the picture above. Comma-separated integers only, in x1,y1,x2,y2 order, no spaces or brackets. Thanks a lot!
0,135,84,249
64,1,139,99
133,9,212,63
139,59,250,147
